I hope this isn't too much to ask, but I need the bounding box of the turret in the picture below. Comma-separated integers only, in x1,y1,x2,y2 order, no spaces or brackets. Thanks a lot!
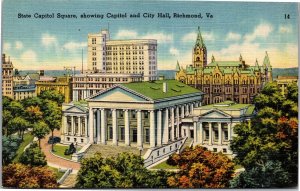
193,27,207,68
263,51,272,82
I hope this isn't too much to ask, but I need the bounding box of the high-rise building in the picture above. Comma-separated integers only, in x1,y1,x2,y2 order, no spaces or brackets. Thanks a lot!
87,29,157,81
176,27,272,105
2,54,14,98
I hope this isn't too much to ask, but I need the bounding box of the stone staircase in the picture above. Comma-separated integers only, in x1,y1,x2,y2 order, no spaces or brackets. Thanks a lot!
83,144,148,159
179,137,193,153
59,173,77,188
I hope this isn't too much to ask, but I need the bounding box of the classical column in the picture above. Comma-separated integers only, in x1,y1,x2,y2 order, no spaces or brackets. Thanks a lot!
124,109,130,146
218,123,222,145
137,110,143,148
193,121,198,143
84,116,88,137
93,111,96,142
149,110,155,148
71,116,74,135
185,104,189,116
162,108,169,144
171,107,175,141
181,105,185,118
62,116,67,135
176,106,180,138
96,110,101,143
101,109,106,144
190,103,194,115
199,122,203,144
157,109,162,146
209,122,212,145
195,102,199,108
88,108,94,143
112,109,118,145
227,123,231,141
78,117,81,136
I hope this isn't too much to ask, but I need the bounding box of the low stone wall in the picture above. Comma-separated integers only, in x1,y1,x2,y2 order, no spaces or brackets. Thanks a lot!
71,143,91,162
57,168,72,185
143,138,186,168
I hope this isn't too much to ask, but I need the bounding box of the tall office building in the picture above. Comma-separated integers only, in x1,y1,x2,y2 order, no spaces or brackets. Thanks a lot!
2,54,14,98
87,29,157,81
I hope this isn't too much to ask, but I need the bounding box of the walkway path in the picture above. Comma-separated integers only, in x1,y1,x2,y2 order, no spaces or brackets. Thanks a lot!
40,130,81,170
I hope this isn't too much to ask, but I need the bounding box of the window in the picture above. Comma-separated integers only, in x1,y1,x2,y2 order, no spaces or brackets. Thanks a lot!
119,110,124,118
214,130,219,141
213,148,217,152
108,126,113,139
223,148,227,153
205,130,209,140
224,130,228,140
131,111,136,118
67,137,70,141
144,112,149,119
120,127,125,141
92,38,96,44
145,129,150,143
81,139,84,143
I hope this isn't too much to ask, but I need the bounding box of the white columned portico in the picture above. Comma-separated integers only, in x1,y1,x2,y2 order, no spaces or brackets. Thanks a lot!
101,109,106,144
112,109,118,145
88,108,94,143
190,103,194,115
193,120,198,143
181,105,185,118
218,123,222,145
157,109,162,146
78,117,81,136
124,109,130,146
176,106,180,138
149,110,155,148
71,116,74,135
185,104,189,116
163,108,169,144
96,110,101,144
171,107,175,141
63,116,67,135
199,122,203,144
208,122,212,145
137,110,143,148
227,123,231,141
84,116,88,137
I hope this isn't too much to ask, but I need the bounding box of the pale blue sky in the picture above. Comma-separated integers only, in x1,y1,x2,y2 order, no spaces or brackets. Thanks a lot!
2,0,299,70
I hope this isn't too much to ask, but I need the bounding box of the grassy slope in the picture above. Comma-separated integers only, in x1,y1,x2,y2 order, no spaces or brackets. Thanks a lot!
12,133,34,162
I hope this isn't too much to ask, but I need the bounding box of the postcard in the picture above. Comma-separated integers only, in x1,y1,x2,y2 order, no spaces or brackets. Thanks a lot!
2,0,299,189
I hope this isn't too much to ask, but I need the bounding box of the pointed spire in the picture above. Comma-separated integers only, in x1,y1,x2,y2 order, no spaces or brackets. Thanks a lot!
255,59,260,70
263,51,271,68
239,54,243,62
211,54,215,62
195,26,205,49
176,60,180,71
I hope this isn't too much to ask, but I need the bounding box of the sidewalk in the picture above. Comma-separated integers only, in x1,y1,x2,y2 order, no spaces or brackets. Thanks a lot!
40,130,81,170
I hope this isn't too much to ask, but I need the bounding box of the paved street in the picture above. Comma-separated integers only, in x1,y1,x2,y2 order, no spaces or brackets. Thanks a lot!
40,130,81,170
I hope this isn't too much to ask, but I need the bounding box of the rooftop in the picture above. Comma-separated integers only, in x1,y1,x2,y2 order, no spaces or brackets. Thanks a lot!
122,80,202,100
198,101,252,110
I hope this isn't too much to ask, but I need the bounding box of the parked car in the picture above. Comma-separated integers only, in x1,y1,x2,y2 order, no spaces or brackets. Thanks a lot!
48,136,61,144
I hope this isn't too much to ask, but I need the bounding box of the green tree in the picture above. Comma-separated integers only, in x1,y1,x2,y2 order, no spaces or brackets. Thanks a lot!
7,116,30,139
3,163,58,188
76,152,170,188
32,121,50,147
19,142,47,166
42,100,62,151
230,82,298,188
2,136,21,165
3,110,13,136
39,90,64,106
2,95,13,108
25,105,43,123
21,96,43,108
167,146,234,188
8,100,24,117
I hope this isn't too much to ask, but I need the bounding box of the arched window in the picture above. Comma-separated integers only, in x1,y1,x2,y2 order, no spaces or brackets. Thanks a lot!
196,57,200,61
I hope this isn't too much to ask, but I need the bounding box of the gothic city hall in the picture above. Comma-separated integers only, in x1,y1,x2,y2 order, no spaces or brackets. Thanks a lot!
176,27,272,105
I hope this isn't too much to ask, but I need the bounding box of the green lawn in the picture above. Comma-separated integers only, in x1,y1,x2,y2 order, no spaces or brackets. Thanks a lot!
151,160,178,170
48,166,65,180
52,144,81,160
234,164,244,170
13,133,34,162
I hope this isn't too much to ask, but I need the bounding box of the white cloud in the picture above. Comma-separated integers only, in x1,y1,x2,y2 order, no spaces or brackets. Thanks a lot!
116,30,138,38
202,32,215,41
63,41,86,51
244,22,273,42
15,41,23,50
3,43,11,52
115,29,173,43
225,32,241,41
20,50,37,63
41,33,58,47
279,25,292,34
169,47,179,56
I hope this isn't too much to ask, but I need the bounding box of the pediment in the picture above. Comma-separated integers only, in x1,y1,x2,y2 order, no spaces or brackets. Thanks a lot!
65,105,87,113
88,86,150,102
201,109,232,118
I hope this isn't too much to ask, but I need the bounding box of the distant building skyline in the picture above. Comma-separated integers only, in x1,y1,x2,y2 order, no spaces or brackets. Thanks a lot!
3,1,298,70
